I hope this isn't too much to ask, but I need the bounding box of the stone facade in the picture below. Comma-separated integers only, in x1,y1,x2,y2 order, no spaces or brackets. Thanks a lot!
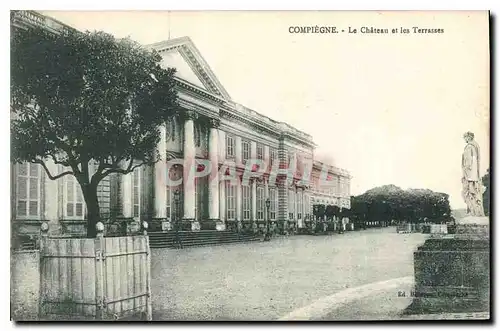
10,11,352,238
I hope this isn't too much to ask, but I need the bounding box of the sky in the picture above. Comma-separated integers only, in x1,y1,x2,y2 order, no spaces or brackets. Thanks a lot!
40,10,490,209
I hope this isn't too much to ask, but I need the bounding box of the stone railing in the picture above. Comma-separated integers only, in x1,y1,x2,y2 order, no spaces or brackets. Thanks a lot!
12,10,75,35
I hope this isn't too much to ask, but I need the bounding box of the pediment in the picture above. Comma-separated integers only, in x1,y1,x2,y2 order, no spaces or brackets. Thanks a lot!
148,36,230,100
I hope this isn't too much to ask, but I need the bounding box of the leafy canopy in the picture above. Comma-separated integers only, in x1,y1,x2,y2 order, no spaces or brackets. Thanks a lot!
11,26,178,184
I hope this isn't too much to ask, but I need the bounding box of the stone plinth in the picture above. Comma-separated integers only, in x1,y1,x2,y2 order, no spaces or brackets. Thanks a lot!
406,217,490,315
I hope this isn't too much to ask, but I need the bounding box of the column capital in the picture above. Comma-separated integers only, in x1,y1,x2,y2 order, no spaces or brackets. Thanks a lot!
183,109,198,121
208,118,221,129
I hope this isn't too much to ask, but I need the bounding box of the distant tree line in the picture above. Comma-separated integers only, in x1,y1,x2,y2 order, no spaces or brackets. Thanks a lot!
312,204,350,221
348,185,452,224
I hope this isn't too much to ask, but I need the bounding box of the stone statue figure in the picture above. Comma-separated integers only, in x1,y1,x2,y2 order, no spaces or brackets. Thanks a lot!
461,132,485,217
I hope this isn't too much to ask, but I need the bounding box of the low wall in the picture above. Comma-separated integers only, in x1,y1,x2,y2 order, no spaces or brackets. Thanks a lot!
11,250,40,320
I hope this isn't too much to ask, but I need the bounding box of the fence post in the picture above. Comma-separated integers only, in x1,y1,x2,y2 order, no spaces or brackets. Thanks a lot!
95,222,105,321
38,222,49,320
142,221,152,321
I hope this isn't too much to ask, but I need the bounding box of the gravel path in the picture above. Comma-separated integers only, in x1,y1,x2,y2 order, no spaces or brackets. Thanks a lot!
150,227,428,321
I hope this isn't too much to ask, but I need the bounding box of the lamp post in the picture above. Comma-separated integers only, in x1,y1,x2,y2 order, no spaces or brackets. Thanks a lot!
265,198,271,241
173,189,182,248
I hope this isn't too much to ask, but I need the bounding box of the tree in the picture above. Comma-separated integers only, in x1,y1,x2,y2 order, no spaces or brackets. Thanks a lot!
11,25,178,237
350,185,452,225
482,168,490,216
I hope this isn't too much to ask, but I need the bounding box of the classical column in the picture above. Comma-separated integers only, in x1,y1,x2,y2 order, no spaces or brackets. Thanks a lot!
235,136,242,223
251,179,257,221
154,123,167,219
183,110,197,229
44,159,59,225
250,141,257,160
208,119,221,228
219,180,226,229
121,172,132,218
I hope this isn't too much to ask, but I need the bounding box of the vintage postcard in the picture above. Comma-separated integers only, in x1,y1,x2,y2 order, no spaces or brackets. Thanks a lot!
10,10,490,321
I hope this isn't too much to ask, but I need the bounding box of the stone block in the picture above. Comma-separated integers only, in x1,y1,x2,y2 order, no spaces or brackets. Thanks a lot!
409,234,490,314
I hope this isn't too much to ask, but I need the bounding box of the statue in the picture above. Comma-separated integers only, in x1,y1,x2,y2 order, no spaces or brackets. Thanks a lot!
461,132,485,217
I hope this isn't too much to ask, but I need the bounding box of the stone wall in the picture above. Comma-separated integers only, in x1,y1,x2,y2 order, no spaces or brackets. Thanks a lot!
11,250,40,320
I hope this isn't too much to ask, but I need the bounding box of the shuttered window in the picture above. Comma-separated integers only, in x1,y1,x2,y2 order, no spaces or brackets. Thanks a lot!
16,162,41,218
226,182,236,220
269,187,277,220
256,186,264,220
65,174,84,218
242,185,251,220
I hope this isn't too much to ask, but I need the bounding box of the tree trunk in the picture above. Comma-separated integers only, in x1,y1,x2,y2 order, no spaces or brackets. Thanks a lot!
83,184,100,238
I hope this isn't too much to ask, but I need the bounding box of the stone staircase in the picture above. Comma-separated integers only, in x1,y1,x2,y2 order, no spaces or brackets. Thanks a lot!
148,230,261,249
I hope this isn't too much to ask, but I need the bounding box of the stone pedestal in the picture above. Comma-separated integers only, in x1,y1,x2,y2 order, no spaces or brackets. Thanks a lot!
406,216,490,315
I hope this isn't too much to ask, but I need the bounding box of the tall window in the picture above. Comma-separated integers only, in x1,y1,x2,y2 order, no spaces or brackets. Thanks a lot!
256,186,264,220
269,188,277,220
16,163,41,218
257,144,264,160
242,140,250,161
194,124,202,147
242,185,251,220
226,135,235,158
270,148,278,164
288,189,295,220
226,182,236,220
65,175,84,218
297,190,303,219
132,168,141,218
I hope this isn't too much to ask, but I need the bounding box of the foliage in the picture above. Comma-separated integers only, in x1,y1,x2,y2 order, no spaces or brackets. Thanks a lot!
482,168,490,216
349,185,452,224
11,25,178,237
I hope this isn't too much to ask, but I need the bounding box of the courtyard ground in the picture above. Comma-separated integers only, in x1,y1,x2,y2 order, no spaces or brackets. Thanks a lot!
151,227,429,321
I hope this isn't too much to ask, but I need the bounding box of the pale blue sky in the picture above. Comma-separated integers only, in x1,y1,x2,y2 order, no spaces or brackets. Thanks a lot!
41,10,490,209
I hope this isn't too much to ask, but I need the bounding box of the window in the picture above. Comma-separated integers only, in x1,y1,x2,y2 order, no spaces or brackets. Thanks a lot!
288,189,295,220
194,123,203,147
16,163,41,218
132,168,141,218
242,185,251,220
297,190,303,219
256,186,264,220
65,175,84,218
226,135,235,158
270,148,278,164
257,144,264,160
242,140,250,161
226,182,236,220
269,188,277,220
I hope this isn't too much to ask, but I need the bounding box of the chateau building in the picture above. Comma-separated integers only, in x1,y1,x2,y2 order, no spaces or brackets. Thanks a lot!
10,11,351,239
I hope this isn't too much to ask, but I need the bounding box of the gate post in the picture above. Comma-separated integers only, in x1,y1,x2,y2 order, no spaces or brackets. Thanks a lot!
38,222,49,320
142,221,153,321
95,222,105,320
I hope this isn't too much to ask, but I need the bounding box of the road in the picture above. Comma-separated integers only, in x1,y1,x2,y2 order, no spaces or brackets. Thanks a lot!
151,226,429,320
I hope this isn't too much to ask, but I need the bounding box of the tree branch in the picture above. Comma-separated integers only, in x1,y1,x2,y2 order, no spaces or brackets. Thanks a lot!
100,159,147,178
33,158,74,180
